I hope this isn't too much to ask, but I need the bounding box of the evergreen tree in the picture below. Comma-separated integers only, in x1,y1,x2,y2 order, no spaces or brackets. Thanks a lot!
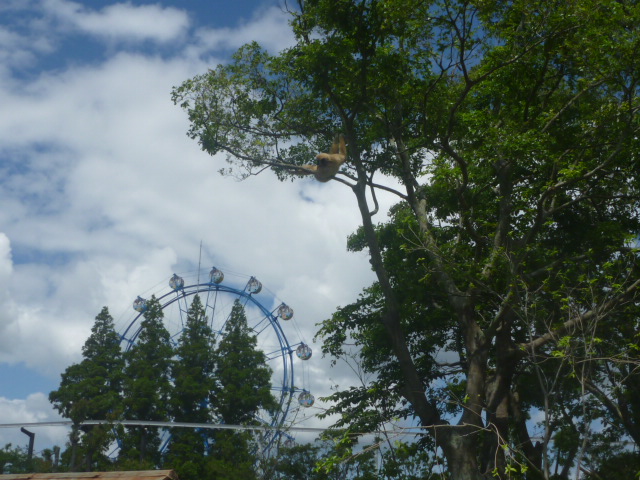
49,307,124,471
119,296,173,468
164,295,217,479
213,299,277,424
207,299,278,477
205,431,257,480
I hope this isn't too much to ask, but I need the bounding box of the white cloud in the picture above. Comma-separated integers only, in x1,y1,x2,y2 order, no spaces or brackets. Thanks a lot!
0,41,377,388
42,0,190,44
0,254,90,375
194,5,295,54
0,235,23,363
0,393,67,451
0,9,56,76
0,234,13,288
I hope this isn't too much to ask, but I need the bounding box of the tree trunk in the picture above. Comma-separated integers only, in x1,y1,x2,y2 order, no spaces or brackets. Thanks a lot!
350,165,486,479
140,428,147,465
69,426,79,472
444,432,484,480
350,177,441,426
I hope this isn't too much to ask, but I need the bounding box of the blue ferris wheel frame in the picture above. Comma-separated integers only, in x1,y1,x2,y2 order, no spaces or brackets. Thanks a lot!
119,278,296,446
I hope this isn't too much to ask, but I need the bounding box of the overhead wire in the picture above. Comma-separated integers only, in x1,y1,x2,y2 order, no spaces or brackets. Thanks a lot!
0,420,430,437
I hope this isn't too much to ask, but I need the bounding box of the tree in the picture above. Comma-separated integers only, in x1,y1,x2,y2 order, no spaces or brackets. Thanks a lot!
173,1,640,478
0,443,30,474
49,307,124,471
584,451,640,480
262,442,323,480
213,299,278,424
207,299,279,478
164,295,217,480
120,296,173,468
263,435,434,480
205,430,258,480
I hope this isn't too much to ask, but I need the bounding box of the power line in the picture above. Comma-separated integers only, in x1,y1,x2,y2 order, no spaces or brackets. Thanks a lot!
4,421,636,448
0,420,429,436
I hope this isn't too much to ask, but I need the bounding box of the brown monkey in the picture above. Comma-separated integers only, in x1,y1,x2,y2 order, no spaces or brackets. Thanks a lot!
302,134,347,182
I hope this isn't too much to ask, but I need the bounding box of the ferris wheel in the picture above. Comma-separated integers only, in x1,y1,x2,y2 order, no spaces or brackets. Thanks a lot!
118,266,314,449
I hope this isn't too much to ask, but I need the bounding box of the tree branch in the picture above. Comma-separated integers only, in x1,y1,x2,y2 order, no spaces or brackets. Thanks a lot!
522,278,640,353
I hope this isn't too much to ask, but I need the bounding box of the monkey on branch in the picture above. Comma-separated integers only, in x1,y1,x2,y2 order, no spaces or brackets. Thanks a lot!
301,134,347,182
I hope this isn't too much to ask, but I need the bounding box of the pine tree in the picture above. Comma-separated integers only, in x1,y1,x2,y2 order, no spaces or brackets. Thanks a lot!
49,307,124,471
164,295,217,479
206,300,278,478
205,431,257,480
213,299,278,424
119,296,173,468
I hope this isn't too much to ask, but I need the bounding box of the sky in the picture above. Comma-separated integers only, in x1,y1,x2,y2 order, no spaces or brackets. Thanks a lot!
0,0,409,457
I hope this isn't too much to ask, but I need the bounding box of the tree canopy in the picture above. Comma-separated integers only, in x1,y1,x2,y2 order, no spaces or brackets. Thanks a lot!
173,0,640,478
213,299,278,425
49,296,287,478
120,296,173,468
49,307,124,471
165,295,217,480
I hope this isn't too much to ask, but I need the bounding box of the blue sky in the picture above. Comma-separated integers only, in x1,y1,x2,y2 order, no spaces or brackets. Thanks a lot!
0,0,403,454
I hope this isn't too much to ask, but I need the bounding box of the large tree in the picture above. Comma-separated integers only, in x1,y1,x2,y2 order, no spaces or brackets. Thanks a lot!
207,299,278,478
164,295,217,480
120,296,173,468
173,0,640,478
49,307,124,471
213,299,278,424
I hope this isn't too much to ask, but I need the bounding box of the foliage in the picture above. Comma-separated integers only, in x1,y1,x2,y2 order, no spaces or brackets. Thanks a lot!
263,436,437,480
207,299,279,477
170,295,217,423
213,299,278,424
0,444,67,474
262,442,324,479
164,295,217,480
50,295,290,477
49,307,124,471
174,0,640,478
205,431,258,480
0,444,30,474
120,296,173,468
583,451,640,480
